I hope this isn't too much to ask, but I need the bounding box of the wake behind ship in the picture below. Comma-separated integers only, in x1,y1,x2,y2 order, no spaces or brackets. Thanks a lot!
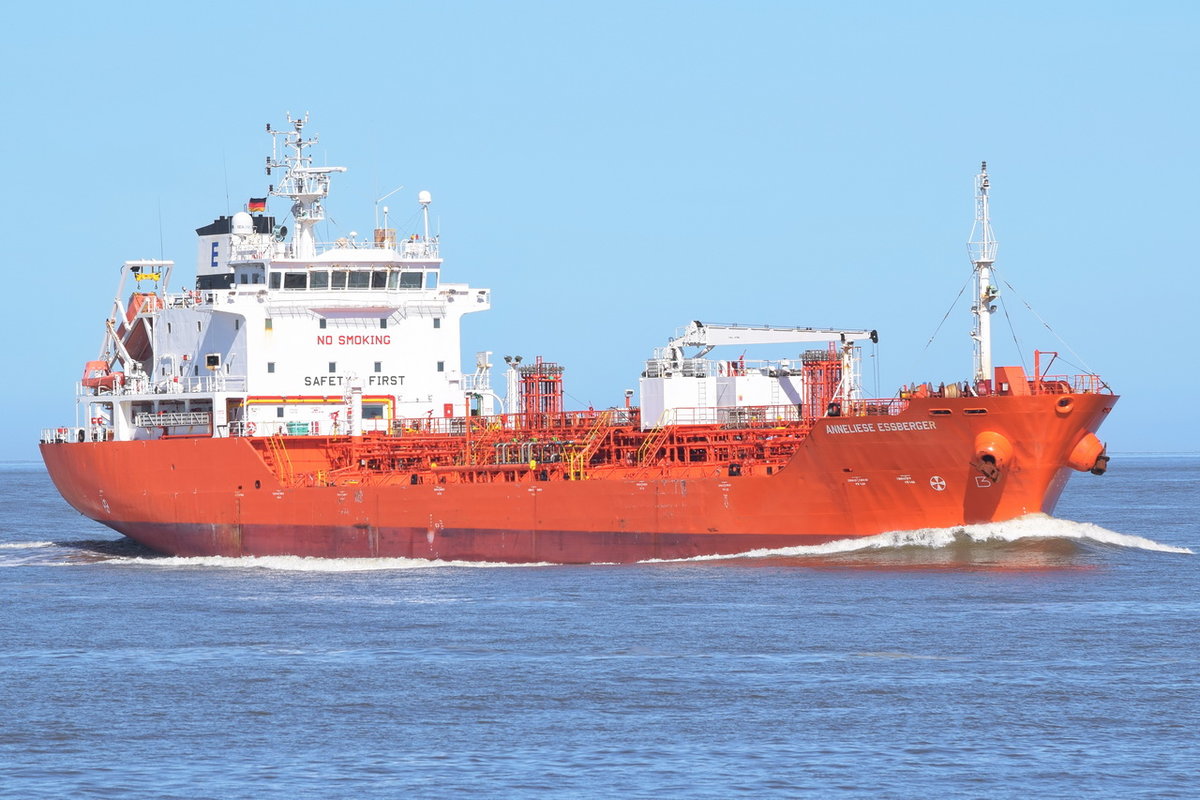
40,116,1116,563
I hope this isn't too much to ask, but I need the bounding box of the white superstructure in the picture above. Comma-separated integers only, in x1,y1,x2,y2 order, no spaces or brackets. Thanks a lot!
69,116,492,442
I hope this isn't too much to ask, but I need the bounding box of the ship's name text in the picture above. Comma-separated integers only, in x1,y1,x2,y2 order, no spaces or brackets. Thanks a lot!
825,420,938,434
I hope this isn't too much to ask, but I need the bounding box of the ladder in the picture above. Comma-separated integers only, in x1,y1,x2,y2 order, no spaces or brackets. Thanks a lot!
264,433,295,486
567,411,614,480
634,410,675,474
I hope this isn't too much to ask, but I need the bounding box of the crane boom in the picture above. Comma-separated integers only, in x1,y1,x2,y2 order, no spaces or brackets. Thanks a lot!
667,321,877,357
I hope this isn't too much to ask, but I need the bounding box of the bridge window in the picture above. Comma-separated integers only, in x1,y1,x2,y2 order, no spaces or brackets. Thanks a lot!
310,271,329,290
372,270,388,289
331,270,348,290
348,271,370,289
400,272,423,289
426,272,439,289
269,272,281,289
284,272,307,290
387,271,400,289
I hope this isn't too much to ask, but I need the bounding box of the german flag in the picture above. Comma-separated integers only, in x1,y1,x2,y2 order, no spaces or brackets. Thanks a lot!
248,197,267,214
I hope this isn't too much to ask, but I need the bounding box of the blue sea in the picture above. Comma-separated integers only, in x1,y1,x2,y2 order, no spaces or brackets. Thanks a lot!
2,456,1197,799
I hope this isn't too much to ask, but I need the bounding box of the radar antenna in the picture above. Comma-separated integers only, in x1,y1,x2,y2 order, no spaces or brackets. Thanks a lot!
967,161,999,387
265,113,347,259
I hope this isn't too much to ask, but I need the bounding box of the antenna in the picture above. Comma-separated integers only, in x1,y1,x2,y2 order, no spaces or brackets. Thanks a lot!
374,184,404,229
967,161,1000,387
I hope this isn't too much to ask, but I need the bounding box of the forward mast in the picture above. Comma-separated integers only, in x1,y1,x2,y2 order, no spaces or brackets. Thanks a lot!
968,161,999,389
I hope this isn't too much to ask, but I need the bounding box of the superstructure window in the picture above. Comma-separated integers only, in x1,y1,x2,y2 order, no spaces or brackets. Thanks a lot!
379,318,387,329
267,362,275,373
265,318,273,330
387,271,399,289
310,271,329,290
269,273,281,289
372,270,387,289
426,272,439,289
374,361,382,373
362,405,384,420
433,318,441,329
348,271,370,289
328,362,336,373
400,272,423,289
437,361,445,372
331,271,348,290
277,407,284,418
319,319,327,329
284,272,307,290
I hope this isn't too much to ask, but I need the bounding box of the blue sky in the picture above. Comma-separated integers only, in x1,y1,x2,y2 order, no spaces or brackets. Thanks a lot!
2,0,1196,460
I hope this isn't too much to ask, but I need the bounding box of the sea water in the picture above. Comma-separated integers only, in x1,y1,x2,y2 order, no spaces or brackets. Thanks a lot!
1,456,1196,798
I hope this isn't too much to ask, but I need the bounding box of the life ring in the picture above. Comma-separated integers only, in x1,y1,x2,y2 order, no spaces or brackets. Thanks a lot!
245,421,257,436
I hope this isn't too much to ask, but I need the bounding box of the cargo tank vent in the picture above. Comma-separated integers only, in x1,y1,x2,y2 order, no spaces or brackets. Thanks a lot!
518,357,565,421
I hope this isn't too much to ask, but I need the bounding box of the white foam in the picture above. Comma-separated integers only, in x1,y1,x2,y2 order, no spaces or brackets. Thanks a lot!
0,541,56,549
99,554,552,571
643,514,1193,562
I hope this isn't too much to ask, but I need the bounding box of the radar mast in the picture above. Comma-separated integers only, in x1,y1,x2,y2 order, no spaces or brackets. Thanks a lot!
265,113,347,259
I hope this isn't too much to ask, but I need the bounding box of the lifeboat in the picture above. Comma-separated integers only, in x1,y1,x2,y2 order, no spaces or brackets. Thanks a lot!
80,360,124,391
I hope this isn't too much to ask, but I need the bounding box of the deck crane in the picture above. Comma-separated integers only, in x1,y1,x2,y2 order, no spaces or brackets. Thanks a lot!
664,321,879,406
666,321,877,359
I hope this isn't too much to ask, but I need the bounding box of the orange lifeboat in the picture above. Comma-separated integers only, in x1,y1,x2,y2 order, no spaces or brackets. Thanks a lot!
80,360,124,391
116,292,161,362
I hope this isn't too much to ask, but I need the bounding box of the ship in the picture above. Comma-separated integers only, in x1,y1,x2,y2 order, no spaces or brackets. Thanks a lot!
39,115,1116,563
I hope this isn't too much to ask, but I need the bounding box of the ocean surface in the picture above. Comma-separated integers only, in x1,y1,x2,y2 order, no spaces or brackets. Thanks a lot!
1,456,1197,799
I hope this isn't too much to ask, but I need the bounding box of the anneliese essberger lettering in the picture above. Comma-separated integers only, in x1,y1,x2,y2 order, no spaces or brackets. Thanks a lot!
826,420,938,433
876,420,938,432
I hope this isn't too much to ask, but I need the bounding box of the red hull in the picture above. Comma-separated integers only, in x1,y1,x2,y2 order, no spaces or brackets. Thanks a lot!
41,394,1115,563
